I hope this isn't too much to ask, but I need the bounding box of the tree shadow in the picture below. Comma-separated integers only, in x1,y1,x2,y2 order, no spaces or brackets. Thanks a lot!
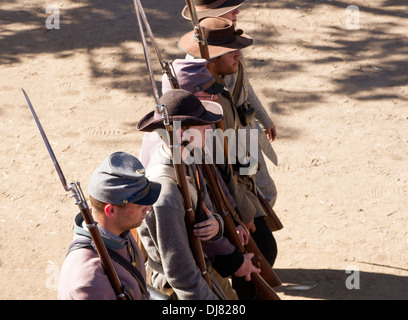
254,0,408,19
2,0,407,138
242,0,408,125
0,0,190,94
275,268,408,300
306,25,408,101
0,0,189,58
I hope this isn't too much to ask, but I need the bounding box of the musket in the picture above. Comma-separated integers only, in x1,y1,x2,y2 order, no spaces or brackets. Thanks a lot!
132,0,212,288
22,89,129,300
185,0,211,61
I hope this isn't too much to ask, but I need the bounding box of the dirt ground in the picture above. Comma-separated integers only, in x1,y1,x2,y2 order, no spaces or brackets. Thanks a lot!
0,0,407,300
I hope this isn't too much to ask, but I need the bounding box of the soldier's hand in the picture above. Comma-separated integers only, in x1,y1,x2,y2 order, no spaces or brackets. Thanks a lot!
265,125,277,142
246,219,256,233
236,225,249,245
234,253,261,281
193,203,220,241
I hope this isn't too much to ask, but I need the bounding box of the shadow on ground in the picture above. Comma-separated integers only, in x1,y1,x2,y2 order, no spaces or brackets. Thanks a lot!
275,267,408,300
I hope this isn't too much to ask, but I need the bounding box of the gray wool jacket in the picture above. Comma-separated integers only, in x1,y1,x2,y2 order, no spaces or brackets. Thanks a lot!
138,145,235,300
223,56,277,166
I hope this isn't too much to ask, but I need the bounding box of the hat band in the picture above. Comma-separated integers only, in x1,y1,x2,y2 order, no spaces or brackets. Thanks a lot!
129,181,151,203
206,34,236,45
196,0,227,10
153,104,207,121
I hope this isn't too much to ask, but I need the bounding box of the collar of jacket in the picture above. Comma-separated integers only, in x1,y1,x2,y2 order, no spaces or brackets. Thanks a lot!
73,213,129,250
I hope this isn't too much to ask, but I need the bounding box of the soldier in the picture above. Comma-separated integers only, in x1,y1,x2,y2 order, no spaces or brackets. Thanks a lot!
160,58,263,237
181,0,279,209
136,89,260,300
178,17,278,300
58,151,161,300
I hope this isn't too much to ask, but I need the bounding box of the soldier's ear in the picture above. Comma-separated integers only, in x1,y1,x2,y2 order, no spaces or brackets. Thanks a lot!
104,203,115,217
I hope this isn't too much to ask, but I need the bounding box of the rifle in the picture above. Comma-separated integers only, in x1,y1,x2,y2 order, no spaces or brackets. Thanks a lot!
185,0,211,61
132,0,212,289
22,89,129,300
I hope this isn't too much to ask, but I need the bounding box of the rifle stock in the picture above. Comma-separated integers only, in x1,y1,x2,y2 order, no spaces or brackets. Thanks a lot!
173,144,213,288
256,187,283,232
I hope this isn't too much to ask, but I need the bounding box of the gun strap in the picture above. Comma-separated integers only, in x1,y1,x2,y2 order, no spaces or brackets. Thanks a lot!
67,239,149,298
232,60,244,106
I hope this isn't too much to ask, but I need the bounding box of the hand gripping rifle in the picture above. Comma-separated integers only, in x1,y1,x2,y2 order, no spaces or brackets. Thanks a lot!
132,0,212,289
22,89,129,300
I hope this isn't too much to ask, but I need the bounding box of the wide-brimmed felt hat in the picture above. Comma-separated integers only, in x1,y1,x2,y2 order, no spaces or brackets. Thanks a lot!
182,0,245,20
178,17,252,58
136,89,223,132
161,59,224,95
88,151,161,206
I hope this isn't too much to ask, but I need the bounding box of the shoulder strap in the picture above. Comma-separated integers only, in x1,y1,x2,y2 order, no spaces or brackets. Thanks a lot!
232,60,244,106
67,238,148,297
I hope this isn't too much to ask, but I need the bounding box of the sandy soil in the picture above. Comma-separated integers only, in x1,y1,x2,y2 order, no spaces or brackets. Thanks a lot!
1,0,407,300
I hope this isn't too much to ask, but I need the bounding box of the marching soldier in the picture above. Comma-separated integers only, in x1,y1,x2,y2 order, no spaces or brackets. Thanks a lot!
181,0,279,210
178,17,278,300
58,152,161,300
136,89,260,300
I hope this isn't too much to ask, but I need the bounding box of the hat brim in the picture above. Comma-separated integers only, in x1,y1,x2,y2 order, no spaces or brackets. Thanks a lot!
178,32,253,59
136,100,224,132
182,0,244,20
133,181,161,205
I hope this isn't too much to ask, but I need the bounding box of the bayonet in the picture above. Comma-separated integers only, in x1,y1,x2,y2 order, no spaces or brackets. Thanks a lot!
22,89,129,300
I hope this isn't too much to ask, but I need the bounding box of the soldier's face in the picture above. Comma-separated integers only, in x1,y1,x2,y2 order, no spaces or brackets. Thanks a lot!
181,125,211,149
211,50,242,76
115,203,152,230
219,8,240,27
